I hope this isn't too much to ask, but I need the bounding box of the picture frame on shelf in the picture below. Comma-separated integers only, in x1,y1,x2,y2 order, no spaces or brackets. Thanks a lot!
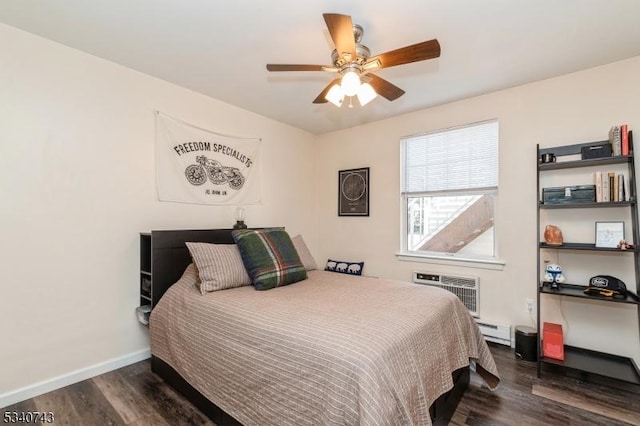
338,167,369,216
595,221,624,248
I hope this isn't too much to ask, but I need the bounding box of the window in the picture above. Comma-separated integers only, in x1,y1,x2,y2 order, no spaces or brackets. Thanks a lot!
400,120,499,262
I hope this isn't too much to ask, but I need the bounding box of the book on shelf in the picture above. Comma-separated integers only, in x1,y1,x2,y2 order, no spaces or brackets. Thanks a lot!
597,171,628,202
623,173,631,202
609,172,617,202
618,173,624,202
610,125,621,156
602,172,610,202
621,124,629,156
609,123,633,156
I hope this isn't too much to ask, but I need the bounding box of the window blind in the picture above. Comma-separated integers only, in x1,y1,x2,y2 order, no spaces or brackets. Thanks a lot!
401,120,498,194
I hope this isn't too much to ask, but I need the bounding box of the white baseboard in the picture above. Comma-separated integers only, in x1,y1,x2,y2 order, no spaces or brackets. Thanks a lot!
0,348,151,409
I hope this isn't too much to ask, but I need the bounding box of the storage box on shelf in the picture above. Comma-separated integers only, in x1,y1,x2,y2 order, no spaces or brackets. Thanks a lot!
536,141,640,386
542,185,596,205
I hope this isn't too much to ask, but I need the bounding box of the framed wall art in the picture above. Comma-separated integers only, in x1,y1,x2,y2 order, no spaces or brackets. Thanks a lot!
338,167,369,216
595,221,624,248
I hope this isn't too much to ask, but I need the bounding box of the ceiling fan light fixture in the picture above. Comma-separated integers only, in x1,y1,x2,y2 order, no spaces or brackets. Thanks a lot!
341,70,361,96
357,82,377,106
325,84,345,107
362,59,381,71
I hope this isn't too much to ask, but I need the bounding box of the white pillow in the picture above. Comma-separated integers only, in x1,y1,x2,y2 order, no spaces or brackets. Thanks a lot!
291,234,318,271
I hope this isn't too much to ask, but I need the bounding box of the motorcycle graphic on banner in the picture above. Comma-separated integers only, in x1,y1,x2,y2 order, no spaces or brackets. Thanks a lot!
185,156,245,190
155,111,261,205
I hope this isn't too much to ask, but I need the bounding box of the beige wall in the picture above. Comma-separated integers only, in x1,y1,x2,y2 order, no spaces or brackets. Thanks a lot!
315,56,640,366
0,24,316,396
2,20,639,402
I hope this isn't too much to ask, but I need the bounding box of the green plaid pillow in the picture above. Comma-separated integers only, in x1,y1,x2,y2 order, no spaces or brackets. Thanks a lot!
232,228,307,290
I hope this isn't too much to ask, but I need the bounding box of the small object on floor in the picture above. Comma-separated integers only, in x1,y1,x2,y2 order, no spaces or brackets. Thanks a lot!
542,322,564,361
515,326,538,362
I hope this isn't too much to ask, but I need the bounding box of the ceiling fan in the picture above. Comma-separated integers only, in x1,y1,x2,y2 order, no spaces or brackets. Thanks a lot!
266,13,441,108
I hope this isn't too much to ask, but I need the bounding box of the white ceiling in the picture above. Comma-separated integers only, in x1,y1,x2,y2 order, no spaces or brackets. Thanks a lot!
2,1,640,135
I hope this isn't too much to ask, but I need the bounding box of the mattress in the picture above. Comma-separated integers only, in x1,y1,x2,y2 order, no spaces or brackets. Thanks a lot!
150,266,499,426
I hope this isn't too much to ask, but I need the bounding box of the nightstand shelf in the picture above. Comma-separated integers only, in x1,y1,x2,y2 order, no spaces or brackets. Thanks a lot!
139,232,152,325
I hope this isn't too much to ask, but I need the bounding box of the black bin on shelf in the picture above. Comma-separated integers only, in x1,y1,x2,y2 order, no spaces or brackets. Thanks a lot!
515,325,538,361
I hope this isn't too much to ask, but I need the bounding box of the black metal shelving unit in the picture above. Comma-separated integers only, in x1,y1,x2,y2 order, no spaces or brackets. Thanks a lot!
536,141,640,386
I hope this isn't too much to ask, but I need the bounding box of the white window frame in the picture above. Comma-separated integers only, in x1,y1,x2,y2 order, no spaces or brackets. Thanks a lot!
397,119,505,270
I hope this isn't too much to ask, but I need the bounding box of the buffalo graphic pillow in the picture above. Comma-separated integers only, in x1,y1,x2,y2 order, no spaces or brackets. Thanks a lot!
325,259,364,276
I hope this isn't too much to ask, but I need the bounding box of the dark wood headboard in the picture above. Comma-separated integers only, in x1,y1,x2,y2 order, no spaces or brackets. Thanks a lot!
150,229,236,309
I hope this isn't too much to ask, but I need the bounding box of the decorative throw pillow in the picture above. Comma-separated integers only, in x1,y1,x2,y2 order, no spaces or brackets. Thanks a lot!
232,228,307,290
291,234,318,271
185,242,251,294
325,259,364,276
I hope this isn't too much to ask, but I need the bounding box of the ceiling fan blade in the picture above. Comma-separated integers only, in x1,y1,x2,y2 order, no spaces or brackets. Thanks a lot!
266,64,326,72
313,78,341,104
323,13,356,61
367,74,405,101
369,39,441,69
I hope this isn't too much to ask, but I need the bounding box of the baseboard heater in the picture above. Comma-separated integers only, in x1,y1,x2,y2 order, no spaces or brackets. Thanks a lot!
475,320,511,346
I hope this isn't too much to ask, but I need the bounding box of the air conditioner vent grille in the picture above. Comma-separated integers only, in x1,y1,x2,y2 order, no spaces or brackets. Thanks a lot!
412,271,479,317
441,275,477,288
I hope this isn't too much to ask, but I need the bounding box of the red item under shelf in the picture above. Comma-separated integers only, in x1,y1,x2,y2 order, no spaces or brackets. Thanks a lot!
543,322,565,361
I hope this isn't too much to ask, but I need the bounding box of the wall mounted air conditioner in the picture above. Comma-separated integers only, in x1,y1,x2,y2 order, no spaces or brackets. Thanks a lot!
412,271,479,317
412,271,512,346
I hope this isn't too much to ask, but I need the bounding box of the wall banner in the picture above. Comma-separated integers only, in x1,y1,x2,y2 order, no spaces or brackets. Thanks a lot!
155,111,262,205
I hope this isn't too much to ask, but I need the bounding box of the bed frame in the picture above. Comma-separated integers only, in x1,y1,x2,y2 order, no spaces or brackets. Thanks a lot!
148,228,470,426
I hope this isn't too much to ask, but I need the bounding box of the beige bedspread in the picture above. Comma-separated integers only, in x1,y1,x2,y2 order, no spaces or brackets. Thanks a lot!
150,266,499,426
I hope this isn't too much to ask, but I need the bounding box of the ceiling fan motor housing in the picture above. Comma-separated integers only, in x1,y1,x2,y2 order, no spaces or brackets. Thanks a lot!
331,24,371,68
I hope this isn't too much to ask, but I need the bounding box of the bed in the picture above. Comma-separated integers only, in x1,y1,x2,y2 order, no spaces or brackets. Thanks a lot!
148,229,499,425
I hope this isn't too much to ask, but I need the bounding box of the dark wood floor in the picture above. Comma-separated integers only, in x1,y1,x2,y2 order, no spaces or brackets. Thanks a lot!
3,343,639,425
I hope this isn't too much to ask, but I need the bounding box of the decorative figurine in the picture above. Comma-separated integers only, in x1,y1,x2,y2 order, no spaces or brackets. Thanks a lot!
544,225,564,246
543,263,565,289
617,239,634,250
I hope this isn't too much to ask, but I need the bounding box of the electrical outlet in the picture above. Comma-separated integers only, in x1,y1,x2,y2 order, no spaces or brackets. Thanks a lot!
525,298,534,312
